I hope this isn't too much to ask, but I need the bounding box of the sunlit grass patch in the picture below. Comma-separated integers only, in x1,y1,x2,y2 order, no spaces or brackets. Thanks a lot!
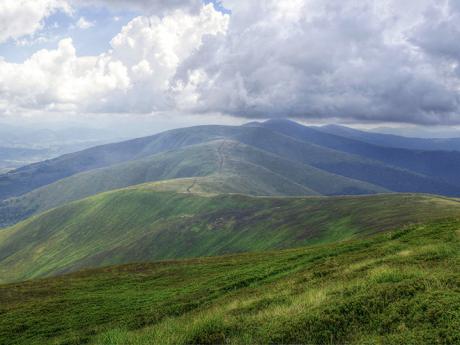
411,243,456,261
398,249,412,256
368,265,407,283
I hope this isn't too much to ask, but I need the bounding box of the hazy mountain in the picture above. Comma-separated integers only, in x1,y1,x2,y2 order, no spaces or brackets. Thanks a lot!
252,119,460,188
1,120,460,229
0,146,48,171
370,125,460,139
319,124,460,151
0,139,391,226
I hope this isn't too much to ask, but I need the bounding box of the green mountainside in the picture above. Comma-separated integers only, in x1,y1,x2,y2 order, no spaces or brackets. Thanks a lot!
1,120,460,344
2,121,460,229
1,218,458,345
1,188,460,284
0,140,389,227
0,123,460,208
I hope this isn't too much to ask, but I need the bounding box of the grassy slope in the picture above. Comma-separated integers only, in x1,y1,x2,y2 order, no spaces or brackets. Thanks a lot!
0,125,238,200
2,122,458,204
1,218,458,345
0,140,388,227
234,126,460,196
1,188,460,283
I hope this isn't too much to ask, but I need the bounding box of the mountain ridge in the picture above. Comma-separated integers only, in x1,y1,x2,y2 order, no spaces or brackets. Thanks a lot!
319,123,460,151
1,188,460,284
0,139,389,227
2,120,460,229
3,121,460,202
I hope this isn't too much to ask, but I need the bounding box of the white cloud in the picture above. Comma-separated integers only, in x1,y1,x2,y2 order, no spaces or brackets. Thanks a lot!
76,17,95,29
1,0,460,125
0,0,202,44
105,3,229,112
0,38,130,113
0,0,70,43
0,4,228,115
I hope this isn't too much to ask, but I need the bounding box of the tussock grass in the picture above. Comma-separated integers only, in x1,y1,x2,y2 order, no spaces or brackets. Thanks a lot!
1,218,459,344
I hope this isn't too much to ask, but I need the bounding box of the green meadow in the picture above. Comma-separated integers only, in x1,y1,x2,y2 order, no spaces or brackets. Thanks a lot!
2,190,460,283
1,218,459,344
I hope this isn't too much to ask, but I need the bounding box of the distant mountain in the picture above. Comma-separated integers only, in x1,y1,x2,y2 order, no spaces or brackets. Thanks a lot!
0,124,121,147
319,124,460,151
0,140,389,226
2,120,460,228
2,189,459,284
0,124,132,172
0,125,235,200
370,125,460,139
252,119,460,188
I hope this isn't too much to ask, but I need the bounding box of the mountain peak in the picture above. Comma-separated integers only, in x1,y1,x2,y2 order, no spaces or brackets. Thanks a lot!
263,118,300,126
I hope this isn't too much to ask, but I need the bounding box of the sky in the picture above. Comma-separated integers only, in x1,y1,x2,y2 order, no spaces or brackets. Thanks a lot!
0,0,459,131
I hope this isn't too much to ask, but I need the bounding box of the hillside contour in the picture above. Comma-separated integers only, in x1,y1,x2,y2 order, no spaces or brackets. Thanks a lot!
2,121,460,205
0,140,388,227
1,188,460,283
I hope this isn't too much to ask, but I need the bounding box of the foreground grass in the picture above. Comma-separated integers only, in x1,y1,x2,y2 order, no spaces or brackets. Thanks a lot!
1,218,459,344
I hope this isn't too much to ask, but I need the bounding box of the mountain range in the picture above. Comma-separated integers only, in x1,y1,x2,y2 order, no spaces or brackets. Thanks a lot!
2,119,460,227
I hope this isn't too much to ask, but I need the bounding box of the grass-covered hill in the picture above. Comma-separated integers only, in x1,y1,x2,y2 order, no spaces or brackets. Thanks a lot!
2,120,460,204
1,187,460,284
0,125,229,200
0,140,389,226
1,217,458,345
256,119,460,187
3,123,460,227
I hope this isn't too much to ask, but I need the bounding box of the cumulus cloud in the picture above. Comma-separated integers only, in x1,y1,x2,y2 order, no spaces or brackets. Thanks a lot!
1,0,460,125
0,0,200,44
0,38,130,114
99,3,228,113
0,4,227,115
174,0,460,124
0,0,70,43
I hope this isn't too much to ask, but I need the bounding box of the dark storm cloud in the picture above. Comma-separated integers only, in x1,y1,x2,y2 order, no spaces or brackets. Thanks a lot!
173,0,460,125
